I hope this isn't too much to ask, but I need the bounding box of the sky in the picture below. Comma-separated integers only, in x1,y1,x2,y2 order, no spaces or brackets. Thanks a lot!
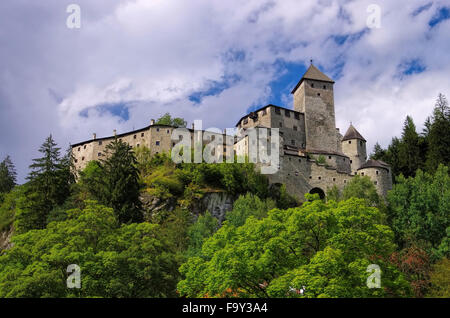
0,0,449,183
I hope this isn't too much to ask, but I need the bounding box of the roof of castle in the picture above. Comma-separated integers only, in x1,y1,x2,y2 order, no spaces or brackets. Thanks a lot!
342,124,366,142
235,104,303,127
358,159,390,171
291,64,335,94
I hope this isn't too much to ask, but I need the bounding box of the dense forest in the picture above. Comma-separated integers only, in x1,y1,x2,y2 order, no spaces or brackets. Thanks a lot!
0,95,448,298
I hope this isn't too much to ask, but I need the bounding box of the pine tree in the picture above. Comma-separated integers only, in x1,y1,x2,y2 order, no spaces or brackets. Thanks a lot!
100,139,143,223
426,93,450,172
370,142,387,161
0,155,17,194
398,116,421,177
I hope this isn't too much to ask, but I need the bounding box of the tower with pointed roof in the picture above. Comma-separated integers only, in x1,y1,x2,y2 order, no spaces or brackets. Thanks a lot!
291,63,338,153
341,124,367,174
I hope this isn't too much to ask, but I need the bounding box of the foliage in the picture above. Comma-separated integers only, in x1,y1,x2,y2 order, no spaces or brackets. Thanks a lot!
387,165,450,254
187,211,218,258
14,136,74,233
390,243,432,297
178,196,411,298
0,201,180,297
155,113,187,128
0,186,25,231
225,193,276,228
0,155,16,195
316,155,326,165
426,258,450,298
100,139,143,224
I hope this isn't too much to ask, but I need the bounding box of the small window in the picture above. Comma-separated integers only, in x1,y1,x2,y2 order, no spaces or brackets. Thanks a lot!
360,140,363,146
141,133,145,137
275,108,281,115
279,122,283,128
98,152,101,157
361,172,365,176
156,141,160,146
133,135,136,139
167,129,170,134
156,128,160,132
318,176,321,180
311,83,314,88
328,156,331,159
323,85,326,89
99,141,102,146
172,142,176,147
136,144,140,147
243,118,248,124
294,113,300,120
309,176,312,179
344,180,347,183
298,159,301,163
317,93,321,96
333,178,336,182
376,170,379,175
84,145,86,149
348,140,352,144
374,181,378,185
262,109,267,116
78,147,80,151
82,157,85,161
291,140,295,145
285,110,290,117
350,160,353,163
293,126,298,131
74,159,78,163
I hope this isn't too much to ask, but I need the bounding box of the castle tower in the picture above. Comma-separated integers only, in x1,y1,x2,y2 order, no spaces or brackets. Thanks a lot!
292,63,337,153
341,124,367,174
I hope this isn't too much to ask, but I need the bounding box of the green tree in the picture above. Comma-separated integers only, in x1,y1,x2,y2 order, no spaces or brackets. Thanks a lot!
155,113,187,128
370,142,387,161
398,116,422,178
0,155,17,196
0,201,180,297
178,196,410,298
225,193,275,228
426,258,450,298
187,211,218,257
341,175,382,208
426,94,450,172
14,136,73,233
387,165,450,254
100,139,143,224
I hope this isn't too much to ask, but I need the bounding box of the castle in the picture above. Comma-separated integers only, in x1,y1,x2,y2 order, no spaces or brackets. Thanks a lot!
71,63,392,200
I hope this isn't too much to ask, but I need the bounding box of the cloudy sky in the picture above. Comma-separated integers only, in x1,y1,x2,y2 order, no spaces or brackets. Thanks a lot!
1,0,449,183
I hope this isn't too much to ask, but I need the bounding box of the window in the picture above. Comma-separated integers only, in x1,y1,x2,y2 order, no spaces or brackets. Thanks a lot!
361,172,365,176
344,180,347,183
291,140,295,145
78,147,80,151
156,128,160,132
134,135,137,139
317,93,321,96
285,110,290,117
376,170,379,175
294,113,300,120
328,156,331,159
156,141,160,146
323,85,326,89
374,181,378,185
309,176,312,179
243,118,248,124
333,178,336,182
275,108,281,115
98,152,102,157
348,141,351,144
82,157,85,161
279,122,283,128
136,144,140,147
141,133,145,137
99,141,102,146
299,159,301,163
74,159,78,163
293,126,298,131
360,141,363,146
84,145,86,149
262,109,267,116
318,176,321,180
167,129,170,134
311,83,314,88
350,160,353,163
172,142,176,147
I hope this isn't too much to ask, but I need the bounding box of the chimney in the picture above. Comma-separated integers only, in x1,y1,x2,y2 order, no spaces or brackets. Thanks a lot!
93,133,96,140
150,119,155,125
113,129,117,136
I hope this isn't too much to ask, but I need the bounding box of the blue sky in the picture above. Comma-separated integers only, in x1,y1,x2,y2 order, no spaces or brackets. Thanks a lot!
0,0,449,183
